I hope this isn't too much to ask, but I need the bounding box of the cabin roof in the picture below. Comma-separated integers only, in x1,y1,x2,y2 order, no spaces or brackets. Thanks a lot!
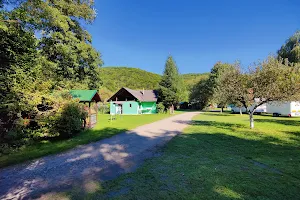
108,87,158,102
70,90,101,102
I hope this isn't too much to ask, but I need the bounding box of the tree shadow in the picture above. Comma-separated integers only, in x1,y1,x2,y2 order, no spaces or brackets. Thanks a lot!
255,118,300,126
0,127,183,200
283,131,300,143
2,117,300,199
174,120,247,131
202,112,233,116
93,127,300,199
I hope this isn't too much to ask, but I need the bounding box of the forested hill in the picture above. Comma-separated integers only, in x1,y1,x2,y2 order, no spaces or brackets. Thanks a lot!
100,67,208,92
182,73,210,90
99,67,162,92
98,67,208,101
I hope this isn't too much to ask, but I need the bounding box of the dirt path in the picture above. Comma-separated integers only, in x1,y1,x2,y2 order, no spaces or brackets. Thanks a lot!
0,112,199,199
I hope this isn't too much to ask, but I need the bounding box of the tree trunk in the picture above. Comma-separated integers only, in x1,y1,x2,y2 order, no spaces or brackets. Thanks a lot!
221,107,224,113
249,112,254,129
170,104,174,114
239,107,242,115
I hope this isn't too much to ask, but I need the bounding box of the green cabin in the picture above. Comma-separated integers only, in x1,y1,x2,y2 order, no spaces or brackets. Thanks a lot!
108,87,158,115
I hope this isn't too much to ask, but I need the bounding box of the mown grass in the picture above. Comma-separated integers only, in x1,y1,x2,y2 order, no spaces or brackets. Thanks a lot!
0,113,180,168
85,112,300,200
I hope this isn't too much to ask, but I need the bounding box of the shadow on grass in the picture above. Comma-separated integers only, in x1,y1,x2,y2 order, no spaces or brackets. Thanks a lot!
0,127,183,200
202,112,233,116
3,116,300,200
92,127,300,200
255,118,300,126
174,120,247,131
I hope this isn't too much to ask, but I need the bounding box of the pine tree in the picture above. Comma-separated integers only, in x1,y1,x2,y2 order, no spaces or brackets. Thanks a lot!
158,56,182,110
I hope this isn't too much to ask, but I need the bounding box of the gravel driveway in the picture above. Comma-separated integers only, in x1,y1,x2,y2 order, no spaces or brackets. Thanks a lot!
0,112,199,199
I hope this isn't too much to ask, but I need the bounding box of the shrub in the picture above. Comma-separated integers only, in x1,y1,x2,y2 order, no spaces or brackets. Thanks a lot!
53,101,87,138
157,102,165,114
98,102,110,114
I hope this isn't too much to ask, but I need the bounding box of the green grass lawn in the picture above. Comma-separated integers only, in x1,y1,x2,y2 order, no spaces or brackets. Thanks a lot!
0,113,181,168
82,112,300,200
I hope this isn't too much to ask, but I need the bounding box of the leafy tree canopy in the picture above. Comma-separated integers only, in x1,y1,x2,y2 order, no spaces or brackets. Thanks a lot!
278,30,300,63
3,0,103,89
218,57,300,128
189,62,234,110
209,62,236,110
0,0,102,142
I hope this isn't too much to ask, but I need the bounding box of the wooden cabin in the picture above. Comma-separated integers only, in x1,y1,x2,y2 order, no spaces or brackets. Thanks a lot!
108,87,158,115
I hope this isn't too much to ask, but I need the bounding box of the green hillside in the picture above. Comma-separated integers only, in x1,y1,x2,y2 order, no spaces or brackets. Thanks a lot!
99,67,208,101
182,73,210,90
99,67,161,92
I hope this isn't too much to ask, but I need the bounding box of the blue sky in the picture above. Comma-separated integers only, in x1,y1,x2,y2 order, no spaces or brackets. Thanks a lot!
87,0,300,74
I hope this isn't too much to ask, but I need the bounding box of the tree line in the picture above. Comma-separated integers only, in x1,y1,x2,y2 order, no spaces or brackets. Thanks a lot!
190,31,300,128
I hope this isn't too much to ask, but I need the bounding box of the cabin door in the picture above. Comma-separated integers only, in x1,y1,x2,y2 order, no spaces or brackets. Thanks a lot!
117,104,123,114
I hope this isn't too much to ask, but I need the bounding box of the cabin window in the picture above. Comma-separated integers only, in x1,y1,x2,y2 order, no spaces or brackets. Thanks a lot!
129,104,132,108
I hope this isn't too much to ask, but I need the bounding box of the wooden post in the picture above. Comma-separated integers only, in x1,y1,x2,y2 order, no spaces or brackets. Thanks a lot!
89,101,91,128
96,101,98,125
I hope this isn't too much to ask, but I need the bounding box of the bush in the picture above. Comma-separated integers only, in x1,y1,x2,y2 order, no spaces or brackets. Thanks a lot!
157,102,165,114
53,101,87,138
98,102,110,114
0,91,88,153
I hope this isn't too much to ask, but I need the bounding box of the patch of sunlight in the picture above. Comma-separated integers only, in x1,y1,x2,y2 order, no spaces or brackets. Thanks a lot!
66,153,92,163
39,192,70,200
83,180,102,194
214,185,243,199
40,140,50,144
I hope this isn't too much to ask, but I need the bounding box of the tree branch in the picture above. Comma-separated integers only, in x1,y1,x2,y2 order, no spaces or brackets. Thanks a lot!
238,96,248,111
250,98,271,114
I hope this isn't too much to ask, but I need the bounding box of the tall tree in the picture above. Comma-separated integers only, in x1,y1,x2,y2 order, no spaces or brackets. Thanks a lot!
158,56,182,110
219,57,300,128
0,9,40,135
0,0,103,138
278,31,300,63
190,62,234,112
189,78,210,110
10,0,103,89
208,62,235,112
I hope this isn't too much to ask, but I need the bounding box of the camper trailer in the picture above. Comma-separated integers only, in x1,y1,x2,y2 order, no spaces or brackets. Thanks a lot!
231,104,267,114
266,101,300,117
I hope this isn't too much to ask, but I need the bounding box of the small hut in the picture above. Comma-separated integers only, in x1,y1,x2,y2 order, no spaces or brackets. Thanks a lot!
70,90,101,128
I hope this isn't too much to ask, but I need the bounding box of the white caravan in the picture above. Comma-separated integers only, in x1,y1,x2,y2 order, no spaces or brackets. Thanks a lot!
266,101,300,117
231,104,267,114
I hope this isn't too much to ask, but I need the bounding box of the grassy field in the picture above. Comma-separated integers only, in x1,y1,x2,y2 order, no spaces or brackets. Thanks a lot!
79,112,300,200
0,113,180,168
